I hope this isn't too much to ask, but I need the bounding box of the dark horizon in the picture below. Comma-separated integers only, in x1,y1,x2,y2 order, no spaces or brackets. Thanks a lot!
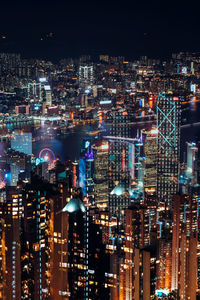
1,0,200,62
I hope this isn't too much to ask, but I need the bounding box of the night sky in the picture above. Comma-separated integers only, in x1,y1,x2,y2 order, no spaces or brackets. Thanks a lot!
1,0,200,61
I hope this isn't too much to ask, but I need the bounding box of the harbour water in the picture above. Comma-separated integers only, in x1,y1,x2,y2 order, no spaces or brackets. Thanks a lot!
1,100,200,163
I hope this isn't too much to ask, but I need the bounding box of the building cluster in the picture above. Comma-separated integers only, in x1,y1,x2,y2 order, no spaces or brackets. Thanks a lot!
0,52,200,299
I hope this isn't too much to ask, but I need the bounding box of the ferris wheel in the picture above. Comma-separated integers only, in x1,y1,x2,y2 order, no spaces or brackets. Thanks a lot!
39,148,56,167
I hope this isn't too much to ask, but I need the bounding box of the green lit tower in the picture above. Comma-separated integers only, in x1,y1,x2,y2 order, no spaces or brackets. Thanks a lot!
157,92,180,209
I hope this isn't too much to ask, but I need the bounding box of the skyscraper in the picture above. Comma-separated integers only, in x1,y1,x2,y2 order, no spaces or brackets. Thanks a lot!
21,176,52,299
61,196,110,300
157,92,180,208
27,81,42,99
93,141,109,210
44,85,52,107
49,179,70,299
171,194,197,299
79,65,93,87
79,145,95,204
4,186,22,300
186,142,197,185
142,127,157,201
107,109,132,220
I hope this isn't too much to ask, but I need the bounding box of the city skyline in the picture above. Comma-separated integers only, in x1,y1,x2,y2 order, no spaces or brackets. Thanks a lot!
0,35,200,298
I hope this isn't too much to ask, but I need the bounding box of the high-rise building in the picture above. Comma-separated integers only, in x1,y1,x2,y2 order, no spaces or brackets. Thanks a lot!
79,145,95,204
186,142,197,184
142,127,157,200
171,194,197,299
79,65,93,87
120,205,152,300
107,109,132,220
6,149,31,186
4,186,22,300
27,81,42,99
44,85,52,106
21,176,52,299
11,131,32,156
61,196,110,300
156,237,172,293
157,92,180,208
111,203,157,299
93,141,109,210
80,93,88,107
49,178,70,299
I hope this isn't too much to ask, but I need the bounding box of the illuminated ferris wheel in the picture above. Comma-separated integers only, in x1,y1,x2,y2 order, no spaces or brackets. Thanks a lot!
39,148,56,168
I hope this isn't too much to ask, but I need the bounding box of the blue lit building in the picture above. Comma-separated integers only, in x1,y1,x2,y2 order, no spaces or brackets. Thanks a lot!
79,145,96,204
11,131,32,156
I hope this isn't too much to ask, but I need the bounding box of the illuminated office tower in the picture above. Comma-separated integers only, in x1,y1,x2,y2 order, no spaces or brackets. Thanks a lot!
157,92,180,208
186,142,197,184
44,85,52,106
27,81,42,99
79,65,93,87
156,238,172,294
4,186,22,300
10,163,20,186
124,205,151,299
192,188,200,295
79,146,95,204
142,128,157,200
125,204,152,249
173,189,200,297
49,179,70,299
11,131,32,156
89,207,110,244
80,93,88,107
21,176,52,299
61,196,109,299
48,162,71,299
93,141,109,210
171,194,197,299
132,249,150,300
86,209,110,299
107,109,132,220
7,149,31,186
171,194,188,292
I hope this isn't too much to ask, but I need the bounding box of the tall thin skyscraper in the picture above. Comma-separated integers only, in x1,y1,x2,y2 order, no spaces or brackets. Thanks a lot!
171,194,197,299
79,65,93,87
107,109,132,220
142,127,157,202
157,92,180,208
93,141,109,210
